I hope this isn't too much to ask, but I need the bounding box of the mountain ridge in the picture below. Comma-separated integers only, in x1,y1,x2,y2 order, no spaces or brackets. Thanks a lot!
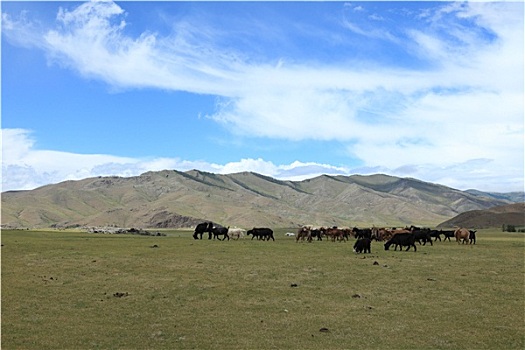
1,170,521,229
437,203,525,229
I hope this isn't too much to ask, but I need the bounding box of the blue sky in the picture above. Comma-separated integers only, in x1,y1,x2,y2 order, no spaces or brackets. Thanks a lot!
2,1,524,192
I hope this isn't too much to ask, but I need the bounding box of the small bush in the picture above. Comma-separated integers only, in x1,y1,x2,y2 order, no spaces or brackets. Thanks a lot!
502,224,517,232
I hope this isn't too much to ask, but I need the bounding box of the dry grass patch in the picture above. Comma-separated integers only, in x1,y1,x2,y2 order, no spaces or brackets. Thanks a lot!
1,229,523,349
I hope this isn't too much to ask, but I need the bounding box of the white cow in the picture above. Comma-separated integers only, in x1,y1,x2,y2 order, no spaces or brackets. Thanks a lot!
228,228,246,240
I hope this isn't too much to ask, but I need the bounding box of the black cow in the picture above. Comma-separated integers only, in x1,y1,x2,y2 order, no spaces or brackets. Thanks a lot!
352,227,372,240
413,230,433,246
247,228,275,241
428,230,442,242
441,230,456,242
311,229,323,241
353,238,371,254
384,233,417,252
193,222,213,240
212,225,230,241
247,229,261,240
469,230,477,244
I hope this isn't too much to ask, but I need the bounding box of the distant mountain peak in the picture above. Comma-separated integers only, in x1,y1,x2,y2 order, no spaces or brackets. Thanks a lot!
1,170,521,229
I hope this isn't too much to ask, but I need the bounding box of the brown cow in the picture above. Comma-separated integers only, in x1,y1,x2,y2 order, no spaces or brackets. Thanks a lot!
454,228,470,244
372,227,390,241
382,228,411,241
325,227,346,242
296,226,312,243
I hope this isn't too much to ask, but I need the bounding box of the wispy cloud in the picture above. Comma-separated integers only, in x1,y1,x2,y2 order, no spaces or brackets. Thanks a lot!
2,127,522,193
1,128,349,191
2,1,523,193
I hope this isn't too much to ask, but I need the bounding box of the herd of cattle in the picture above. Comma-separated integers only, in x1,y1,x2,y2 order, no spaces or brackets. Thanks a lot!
192,222,476,253
192,222,275,241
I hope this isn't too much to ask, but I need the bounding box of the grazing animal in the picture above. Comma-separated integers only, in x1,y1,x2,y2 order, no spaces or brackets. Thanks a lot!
285,232,296,237
391,228,412,235
353,238,371,254
353,227,372,240
311,228,324,241
324,227,347,242
371,227,390,241
413,230,433,246
384,233,417,252
193,222,213,240
454,228,471,244
247,228,275,241
228,228,246,240
469,230,477,244
441,230,456,242
428,230,442,242
298,226,323,241
247,229,262,240
212,225,230,241
382,228,411,242
296,226,312,242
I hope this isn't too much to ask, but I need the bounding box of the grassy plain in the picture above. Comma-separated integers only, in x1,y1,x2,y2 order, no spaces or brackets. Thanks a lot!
1,229,524,349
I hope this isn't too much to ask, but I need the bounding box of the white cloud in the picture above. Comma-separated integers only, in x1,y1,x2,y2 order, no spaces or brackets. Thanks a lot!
2,128,522,193
2,2,523,193
217,158,277,176
0,129,347,190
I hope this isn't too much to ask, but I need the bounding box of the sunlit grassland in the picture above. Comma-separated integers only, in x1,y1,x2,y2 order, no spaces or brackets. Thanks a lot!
1,229,524,349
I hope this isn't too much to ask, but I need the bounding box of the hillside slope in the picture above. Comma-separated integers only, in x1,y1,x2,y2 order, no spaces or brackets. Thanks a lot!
465,190,524,203
437,203,525,229
1,170,516,229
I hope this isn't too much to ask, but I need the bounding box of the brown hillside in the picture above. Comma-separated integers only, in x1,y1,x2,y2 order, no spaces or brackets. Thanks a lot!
1,170,518,229
437,203,525,229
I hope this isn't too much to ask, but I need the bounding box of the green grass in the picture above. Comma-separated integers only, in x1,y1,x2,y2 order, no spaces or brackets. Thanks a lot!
2,229,524,349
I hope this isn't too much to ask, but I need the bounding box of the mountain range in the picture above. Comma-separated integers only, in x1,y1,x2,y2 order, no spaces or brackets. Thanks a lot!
1,170,522,229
